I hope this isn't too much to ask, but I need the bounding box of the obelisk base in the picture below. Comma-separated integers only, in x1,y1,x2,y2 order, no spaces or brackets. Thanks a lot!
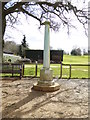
32,68,60,92
32,82,60,92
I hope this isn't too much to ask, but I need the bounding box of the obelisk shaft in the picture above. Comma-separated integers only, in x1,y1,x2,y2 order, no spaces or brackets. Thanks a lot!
43,21,50,69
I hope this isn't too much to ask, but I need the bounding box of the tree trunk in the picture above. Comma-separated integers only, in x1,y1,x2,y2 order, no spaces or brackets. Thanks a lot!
2,2,6,39
2,14,6,39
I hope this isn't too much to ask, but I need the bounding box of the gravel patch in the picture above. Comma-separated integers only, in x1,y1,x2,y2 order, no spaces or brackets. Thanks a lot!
1,78,88,119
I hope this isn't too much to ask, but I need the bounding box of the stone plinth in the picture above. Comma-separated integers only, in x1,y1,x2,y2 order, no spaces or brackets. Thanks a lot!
39,68,53,86
40,68,53,81
32,68,60,92
32,82,60,92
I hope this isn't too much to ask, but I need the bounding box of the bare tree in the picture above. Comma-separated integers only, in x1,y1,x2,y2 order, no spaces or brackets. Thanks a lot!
3,41,19,55
2,0,88,38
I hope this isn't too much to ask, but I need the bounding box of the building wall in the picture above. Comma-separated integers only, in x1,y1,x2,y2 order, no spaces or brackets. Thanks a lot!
25,50,63,63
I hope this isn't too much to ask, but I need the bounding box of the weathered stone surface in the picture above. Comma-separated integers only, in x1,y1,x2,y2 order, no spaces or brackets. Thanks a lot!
40,68,53,81
1,78,88,119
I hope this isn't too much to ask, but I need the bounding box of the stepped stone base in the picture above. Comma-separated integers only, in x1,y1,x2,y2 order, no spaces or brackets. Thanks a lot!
32,82,60,92
32,68,60,92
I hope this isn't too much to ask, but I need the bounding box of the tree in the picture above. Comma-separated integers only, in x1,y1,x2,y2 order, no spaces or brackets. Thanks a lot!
2,39,4,49
3,37,29,58
20,35,29,58
3,40,19,55
2,1,88,39
21,35,28,48
71,47,81,56
18,45,23,57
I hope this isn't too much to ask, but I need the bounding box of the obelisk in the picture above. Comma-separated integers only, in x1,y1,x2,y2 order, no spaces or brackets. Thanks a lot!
33,21,60,92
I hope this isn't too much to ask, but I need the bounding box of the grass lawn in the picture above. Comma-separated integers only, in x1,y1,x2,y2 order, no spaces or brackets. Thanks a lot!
24,55,89,79
63,55,88,64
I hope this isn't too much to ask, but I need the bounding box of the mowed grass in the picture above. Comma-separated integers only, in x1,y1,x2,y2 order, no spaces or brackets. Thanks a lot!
63,55,88,64
24,55,89,78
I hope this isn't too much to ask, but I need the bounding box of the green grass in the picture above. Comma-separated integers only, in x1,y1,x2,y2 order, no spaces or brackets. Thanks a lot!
24,55,89,78
24,64,36,76
71,66,88,78
63,55,88,64
62,55,88,78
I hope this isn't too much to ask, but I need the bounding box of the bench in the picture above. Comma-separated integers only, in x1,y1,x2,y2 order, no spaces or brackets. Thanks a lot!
0,63,23,79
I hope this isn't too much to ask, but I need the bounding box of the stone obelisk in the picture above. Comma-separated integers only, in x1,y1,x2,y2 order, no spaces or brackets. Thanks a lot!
33,21,60,92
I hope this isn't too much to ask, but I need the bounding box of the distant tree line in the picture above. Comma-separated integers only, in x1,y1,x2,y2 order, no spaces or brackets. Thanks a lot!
57,47,88,56
70,47,88,56
71,47,82,56
3,35,29,58
3,37,88,57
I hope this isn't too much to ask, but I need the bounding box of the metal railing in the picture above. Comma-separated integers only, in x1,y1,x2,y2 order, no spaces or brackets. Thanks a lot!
60,62,89,79
22,62,89,79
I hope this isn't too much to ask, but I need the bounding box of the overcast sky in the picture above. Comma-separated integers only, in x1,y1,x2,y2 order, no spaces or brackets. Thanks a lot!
4,1,88,54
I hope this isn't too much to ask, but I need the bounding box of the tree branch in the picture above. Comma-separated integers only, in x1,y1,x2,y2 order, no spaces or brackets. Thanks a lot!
19,6,42,24
2,1,88,37
5,2,25,15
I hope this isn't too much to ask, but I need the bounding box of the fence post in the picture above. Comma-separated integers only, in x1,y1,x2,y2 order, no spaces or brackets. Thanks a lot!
35,61,37,77
60,62,62,78
22,63,24,77
12,64,13,77
69,64,71,79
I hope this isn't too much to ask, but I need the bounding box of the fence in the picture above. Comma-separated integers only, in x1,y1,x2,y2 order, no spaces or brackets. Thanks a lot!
22,62,89,79
60,63,89,79
0,63,23,79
